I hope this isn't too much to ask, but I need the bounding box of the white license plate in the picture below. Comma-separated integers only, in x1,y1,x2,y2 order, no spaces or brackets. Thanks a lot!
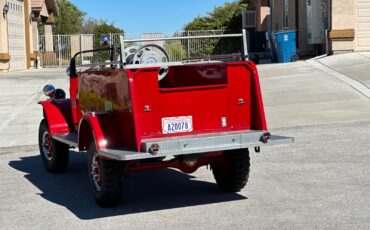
162,116,193,134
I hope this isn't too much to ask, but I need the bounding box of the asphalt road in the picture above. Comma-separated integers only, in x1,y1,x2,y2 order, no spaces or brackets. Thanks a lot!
1,53,370,229
1,122,369,230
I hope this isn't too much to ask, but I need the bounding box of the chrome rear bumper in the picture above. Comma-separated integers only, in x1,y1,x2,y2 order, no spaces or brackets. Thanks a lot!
97,130,294,161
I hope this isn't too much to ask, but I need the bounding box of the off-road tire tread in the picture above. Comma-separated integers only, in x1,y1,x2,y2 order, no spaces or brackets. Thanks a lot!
211,149,250,192
38,119,69,173
88,141,123,207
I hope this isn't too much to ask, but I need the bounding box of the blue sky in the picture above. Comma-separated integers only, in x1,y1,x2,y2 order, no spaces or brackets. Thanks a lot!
69,0,232,33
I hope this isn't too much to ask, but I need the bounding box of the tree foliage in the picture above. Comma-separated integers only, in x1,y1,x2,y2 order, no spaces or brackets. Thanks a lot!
184,1,244,32
81,17,103,34
93,23,124,61
54,0,85,34
54,0,124,38
166,42,187,61
93,23,124,47
182,1,244,58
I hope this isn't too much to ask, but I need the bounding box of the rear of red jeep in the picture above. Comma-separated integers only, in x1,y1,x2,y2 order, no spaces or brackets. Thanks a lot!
38,35,293,207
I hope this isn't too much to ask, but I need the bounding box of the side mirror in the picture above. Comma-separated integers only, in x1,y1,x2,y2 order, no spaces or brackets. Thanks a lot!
43,84,55,97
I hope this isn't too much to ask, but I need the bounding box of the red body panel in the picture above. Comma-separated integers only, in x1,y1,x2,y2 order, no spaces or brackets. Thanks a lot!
80,114,107,150
77,69,137,150
130,62,268,150
42,61,267,153
70,77,81,126
40,100,73,134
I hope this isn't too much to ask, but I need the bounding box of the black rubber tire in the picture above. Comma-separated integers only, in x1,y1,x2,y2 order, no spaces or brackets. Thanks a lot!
38,119,69,173
88,139,123,207
211,149,250,192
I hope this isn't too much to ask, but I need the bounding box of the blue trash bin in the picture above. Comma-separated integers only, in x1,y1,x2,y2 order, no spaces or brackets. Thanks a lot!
272,30,297,63
265,32,277,62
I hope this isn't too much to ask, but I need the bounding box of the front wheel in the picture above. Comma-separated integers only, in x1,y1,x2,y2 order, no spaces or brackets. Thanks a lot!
88,139,123,207
38,119,69,173
210,149,250,192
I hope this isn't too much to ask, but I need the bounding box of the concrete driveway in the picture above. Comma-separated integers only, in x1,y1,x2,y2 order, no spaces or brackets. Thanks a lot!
258,57,370,128
2,54,370,147
1,53,370,229
0,69,68,147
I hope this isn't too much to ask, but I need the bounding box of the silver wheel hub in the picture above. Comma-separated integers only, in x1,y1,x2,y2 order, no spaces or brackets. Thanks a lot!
42,132,52,160
90,152,102,191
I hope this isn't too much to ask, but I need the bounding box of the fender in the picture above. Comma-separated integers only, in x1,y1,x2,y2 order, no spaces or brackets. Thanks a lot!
245,61,268,131
40,100,73,135
78,113,107,151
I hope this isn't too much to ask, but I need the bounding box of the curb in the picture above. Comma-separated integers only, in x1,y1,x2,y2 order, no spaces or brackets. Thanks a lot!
306,59,370,99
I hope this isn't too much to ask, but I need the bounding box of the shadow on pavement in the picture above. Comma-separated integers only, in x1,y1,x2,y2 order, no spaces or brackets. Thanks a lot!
9,151,247,220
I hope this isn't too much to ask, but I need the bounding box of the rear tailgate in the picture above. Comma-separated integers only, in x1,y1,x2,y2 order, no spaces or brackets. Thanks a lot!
130,62,259,140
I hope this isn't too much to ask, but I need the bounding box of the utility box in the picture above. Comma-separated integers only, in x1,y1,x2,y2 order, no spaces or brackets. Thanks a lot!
306,0,328,45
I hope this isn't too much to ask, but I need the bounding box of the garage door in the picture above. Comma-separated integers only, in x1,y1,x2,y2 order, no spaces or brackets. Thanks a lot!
356,0,370,51
7,0,26,70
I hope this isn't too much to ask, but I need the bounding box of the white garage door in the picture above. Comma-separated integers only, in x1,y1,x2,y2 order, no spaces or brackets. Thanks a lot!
356,0,370,51
7,0,26,70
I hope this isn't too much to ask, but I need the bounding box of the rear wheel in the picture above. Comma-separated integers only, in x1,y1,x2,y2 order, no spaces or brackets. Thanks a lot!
210,149,250,192
38,119,69,173
88,139,123,207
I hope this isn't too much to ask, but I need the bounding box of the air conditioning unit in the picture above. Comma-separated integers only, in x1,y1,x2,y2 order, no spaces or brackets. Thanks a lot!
243,10,257,29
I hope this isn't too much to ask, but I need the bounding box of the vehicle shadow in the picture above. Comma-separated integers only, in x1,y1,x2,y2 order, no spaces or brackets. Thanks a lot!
9,151,247,220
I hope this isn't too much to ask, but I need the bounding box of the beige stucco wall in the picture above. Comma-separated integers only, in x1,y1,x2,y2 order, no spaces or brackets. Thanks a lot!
331,0,356,29
0,0,10,71
26,0,35,68
259,6,270,31
331,0,356,52
44,24,53,52
32,21,39,52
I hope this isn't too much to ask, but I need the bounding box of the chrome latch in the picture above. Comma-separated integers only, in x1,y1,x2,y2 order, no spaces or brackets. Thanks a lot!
221,117,227,127
144,105,151,112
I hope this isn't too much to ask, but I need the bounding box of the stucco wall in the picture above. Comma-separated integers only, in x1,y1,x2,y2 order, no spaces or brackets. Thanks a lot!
331,0,356,52
31,0,43,8
332,0,356,30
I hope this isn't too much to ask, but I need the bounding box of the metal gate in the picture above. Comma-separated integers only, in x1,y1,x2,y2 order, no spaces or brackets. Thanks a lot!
39,34,95,67
8,0,26,71
38,30,240,68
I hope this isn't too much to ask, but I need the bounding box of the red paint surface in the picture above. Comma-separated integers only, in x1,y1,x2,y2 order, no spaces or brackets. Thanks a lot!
41,61,268,153
130,62,267,143
70,77,81,126
40,101,72,135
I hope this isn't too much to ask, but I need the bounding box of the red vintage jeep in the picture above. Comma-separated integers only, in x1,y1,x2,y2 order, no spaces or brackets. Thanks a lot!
38,32,293,207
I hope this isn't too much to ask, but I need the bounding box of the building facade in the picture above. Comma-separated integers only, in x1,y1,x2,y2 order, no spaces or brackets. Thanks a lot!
0,0,57,71
242,0,370,56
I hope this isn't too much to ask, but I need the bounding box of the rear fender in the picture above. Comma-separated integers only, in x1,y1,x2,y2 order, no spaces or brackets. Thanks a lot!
40,100,72,135
78,113,107,151
246,61,268,131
